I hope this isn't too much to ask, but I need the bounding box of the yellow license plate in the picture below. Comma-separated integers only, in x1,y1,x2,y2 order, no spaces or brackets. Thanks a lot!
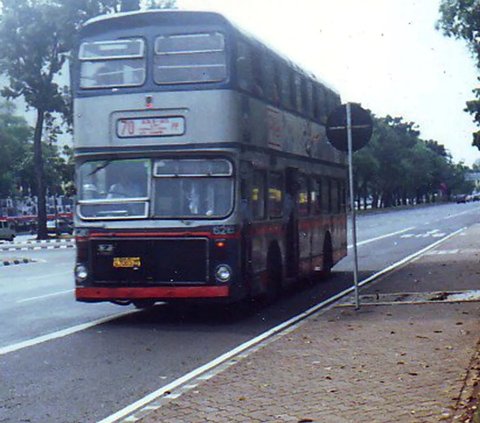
113,257,141,268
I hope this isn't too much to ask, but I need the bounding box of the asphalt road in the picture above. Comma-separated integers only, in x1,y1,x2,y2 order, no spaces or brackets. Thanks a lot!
1,202,479,423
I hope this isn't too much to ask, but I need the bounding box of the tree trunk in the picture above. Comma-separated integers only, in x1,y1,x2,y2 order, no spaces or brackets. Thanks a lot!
34,109,47,240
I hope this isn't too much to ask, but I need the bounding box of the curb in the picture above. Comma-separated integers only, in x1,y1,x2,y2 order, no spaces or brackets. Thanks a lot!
0,244,75,252
1,258,33,267
2,238,74,245
0,238,75,252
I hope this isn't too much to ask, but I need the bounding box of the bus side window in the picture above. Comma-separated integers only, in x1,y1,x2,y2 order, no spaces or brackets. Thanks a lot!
289,71,297,112
251,170,266,220
294,74,302,113
300,78,312,118
251,48,264,97
322,178,332,214
331,179,339,214
316,84,327,124
268,172,283,218
297,174,309,217
237,41,253,92
311,177,322,215
340,181,347,212
272,61,281,105
336,180,343,213
313,85,319,121
279,64,291,109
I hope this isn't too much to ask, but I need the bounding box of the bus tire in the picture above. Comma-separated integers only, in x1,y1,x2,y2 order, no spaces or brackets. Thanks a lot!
321,234,333,279
264,243,283,304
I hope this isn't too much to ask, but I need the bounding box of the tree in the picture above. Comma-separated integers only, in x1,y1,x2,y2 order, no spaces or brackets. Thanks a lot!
438,1,480,150
0,0,175,238
0,101,32,197
473,158,480,170
353,113,463,207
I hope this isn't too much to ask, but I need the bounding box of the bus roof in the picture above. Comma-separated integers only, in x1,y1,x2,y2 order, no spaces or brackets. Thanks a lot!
81,10,339,96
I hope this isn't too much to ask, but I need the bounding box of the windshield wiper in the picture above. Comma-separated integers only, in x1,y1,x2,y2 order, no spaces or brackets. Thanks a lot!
87,160,113,176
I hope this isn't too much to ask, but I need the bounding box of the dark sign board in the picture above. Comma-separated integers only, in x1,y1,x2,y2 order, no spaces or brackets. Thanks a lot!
326,103,373,152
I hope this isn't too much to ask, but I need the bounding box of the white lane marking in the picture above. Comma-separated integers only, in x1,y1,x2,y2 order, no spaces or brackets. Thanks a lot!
0,310,138,356
348,226,415,249
444,207,480,220
425,249,459,256
0,270,71,281
401,230,446,239
16,289,74,304
101,226,466,423
356,227,465,288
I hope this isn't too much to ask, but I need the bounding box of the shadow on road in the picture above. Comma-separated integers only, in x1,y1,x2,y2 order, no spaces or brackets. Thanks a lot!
102,270,375,329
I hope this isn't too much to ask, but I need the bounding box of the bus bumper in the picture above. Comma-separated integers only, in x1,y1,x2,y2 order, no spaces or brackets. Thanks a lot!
75,286,230,302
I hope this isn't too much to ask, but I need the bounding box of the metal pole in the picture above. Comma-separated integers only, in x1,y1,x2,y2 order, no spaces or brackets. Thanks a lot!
346,103,360,310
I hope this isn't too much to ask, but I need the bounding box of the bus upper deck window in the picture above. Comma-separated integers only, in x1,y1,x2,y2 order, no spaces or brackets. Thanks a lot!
79,38,146,89
154,32,227,85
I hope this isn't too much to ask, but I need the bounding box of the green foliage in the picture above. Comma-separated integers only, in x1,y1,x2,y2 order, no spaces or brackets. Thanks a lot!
0,0,175,236
16,141,74,195
438,0,480,150
0,101,32,197
353,114,471,208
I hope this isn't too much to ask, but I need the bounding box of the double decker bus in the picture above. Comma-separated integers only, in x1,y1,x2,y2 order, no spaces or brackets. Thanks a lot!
72,10,347,307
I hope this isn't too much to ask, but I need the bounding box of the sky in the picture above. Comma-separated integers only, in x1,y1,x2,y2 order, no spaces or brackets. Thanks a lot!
179,0,480,166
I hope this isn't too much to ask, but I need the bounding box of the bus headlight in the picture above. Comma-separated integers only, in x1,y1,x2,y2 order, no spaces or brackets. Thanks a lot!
215,265,232,283
75,264,88,282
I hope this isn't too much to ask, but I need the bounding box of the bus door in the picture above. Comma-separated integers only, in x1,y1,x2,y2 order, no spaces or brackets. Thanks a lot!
285,168,299,278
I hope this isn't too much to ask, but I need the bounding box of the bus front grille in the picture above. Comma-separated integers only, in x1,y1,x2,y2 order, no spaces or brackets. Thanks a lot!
91,238,209,284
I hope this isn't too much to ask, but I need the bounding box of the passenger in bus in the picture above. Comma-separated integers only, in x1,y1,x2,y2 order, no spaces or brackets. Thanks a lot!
186,183,200,214
107,167,146,199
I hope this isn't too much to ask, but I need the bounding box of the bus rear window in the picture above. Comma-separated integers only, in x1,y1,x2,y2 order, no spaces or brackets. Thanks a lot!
79,38,146,89
154,32,227,85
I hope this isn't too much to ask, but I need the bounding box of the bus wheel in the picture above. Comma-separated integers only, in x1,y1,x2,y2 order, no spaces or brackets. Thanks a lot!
321,235,334,279
264,245,282,304
133,300,156,309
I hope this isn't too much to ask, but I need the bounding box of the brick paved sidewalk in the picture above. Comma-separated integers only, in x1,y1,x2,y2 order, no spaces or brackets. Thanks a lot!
140,225,480,423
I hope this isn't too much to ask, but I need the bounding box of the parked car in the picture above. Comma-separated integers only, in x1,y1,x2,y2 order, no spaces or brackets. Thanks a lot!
455,194,468,203
47,218,73,236
0,220,16,241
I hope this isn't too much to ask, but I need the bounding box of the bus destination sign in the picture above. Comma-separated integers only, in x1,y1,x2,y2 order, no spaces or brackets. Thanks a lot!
117,117,185,138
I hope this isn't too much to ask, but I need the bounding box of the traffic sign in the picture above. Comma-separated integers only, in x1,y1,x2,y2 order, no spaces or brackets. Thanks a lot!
326,103,373,152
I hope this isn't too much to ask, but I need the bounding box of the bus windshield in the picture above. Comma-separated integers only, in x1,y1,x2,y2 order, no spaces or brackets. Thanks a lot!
153,159,234,218
78,159,149,219
77,158,234,219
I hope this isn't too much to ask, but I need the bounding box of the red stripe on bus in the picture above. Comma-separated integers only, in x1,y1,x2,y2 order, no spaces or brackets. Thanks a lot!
249,215,346,237
76,286,229,300
88,232,240,240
